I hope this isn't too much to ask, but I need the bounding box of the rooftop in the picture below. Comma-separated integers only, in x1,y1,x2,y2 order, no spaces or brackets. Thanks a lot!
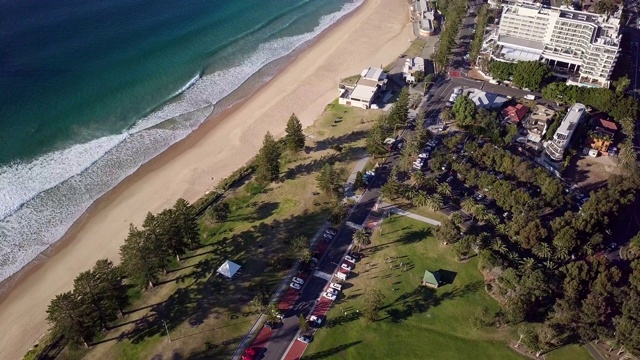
593,118,618,132
498,35,545,51
465,88,509,109
557,103,586,135
362,67,385,81
502,104,530,122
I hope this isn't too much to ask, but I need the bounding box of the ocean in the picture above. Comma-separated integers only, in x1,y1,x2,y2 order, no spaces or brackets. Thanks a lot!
0,0,362,282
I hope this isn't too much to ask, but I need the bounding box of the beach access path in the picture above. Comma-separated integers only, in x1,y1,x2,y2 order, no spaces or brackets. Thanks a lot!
0,0,414,358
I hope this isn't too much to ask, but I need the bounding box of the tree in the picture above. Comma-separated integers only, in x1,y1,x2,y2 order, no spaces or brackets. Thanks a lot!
615,76,631,94
453,236,473,260
46,291,98,347
593,0,617,14
173,198,200,249
437,182,452,197
472,204,488,222
353,229,371,251
255,132,281,183
440,107,454,124
488,61,515,82
619,139,637,169
411,171,427,188
452,95,476,127
329,201,348,224
299,313,309,331
461,198,475,214
120,224,166,289
207,201,230,222
427,194,444,212
412,191,430,208
512,61,550,91
91,259,127,317
436,218,460,244
290,235,311,262
144,208,188,262
533,242,552,260
353,171,365,190
518,219,547,250
363,289,385,322
316,163,341,197
73,267,120,331
366,117,391,157
285,113,305,152
388,87,410,127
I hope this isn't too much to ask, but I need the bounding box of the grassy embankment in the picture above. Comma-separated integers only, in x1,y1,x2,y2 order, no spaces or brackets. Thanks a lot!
51,101,380,360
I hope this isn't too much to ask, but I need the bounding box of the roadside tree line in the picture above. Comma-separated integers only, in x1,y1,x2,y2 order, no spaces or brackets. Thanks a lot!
432,0,468,71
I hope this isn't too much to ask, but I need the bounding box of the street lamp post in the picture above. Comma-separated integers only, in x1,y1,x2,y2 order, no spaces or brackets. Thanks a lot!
163,320,171,343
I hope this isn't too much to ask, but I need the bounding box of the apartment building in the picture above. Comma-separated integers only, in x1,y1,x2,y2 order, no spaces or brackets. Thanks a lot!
545,103,587,161
492,0,621,88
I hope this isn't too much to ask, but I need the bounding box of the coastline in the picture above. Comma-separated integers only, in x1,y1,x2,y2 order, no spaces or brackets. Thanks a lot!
0,0,414,357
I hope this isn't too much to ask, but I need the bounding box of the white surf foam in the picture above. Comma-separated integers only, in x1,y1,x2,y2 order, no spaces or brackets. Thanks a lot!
0,0,364,282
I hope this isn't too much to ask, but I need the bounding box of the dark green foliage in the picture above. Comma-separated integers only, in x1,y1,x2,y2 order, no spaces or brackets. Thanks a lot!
46,291,99,347
512,61,550,91
353,171,365,190
73,260,125,331
388,87,410,127
452,95,476,126
363,289,385,322
119,224,167,289
255,132,282,184
329,201,349,225
366,115,392,157
316,163,342,197
290,235,311,262
285,113,305,153
436,218,460,244
207,201,230,222
469,5,489,62
488,61,515,82
432,0,468,70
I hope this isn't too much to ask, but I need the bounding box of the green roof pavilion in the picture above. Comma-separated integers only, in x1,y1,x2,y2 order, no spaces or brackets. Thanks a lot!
422,270,441,288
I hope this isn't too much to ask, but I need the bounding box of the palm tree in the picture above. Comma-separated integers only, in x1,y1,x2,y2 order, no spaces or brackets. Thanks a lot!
533,243,552,260
440,107,453,124
352,229,370,251
485,214,499,226
461,198,475,214
411,172,426,188
437,182,452,197
427,194,443,212
450,212,464,225
472,204,488,222
423,175,438,190
520,257,536,272
412,191,429,207
543,260,556,270
507,250,521,265
555,245,570,261
404,185,419,200
495,223,509,236
492,239,508,254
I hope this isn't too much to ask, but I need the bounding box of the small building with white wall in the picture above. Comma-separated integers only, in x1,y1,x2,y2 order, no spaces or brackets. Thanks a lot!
403,57,425,83
545,103,586,161
338,67,387,109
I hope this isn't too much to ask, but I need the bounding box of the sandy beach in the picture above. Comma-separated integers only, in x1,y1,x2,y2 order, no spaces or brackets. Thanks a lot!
0,0,412,357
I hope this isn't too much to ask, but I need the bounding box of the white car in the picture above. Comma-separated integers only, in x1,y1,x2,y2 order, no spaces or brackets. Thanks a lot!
290,282,301,290
292,277,304,285
330,282,343,291
341,263,352,272
344,255,356,263
297,334,312,343
323,233,333,239
418,153,428,159
309,315,323,326
326,288,338,296
323,292,337,301
325,229,337,236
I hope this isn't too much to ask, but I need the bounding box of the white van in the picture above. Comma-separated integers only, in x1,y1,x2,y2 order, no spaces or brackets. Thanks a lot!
524,94,536,100
334,272,347,281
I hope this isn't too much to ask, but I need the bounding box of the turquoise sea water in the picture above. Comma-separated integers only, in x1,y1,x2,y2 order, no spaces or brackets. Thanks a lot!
0,0,361,281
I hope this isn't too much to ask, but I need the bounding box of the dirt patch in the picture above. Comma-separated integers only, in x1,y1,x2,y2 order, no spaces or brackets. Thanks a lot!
563,154,621,192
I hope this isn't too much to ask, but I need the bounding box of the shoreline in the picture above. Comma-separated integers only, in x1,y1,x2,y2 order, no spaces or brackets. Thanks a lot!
0,0,414,357
0,1,354,299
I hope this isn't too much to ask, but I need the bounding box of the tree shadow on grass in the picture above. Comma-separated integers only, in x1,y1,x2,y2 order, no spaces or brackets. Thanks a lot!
302,341,363,360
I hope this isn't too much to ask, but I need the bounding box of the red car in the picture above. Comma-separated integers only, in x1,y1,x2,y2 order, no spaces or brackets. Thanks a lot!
242,347,257,360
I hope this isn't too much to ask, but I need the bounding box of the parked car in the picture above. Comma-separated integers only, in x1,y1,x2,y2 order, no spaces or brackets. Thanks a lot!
330,282,343,291
344,255,356,263
326,288,338,296
446,176,454,183
475,194,485,201
326,229,337,236
242,354,254,360
292,277,305,285
308,315,323,327
341,263,352,271
607,242,618,252
323,233,333,240
290,282,301,290
244,347,258,359
297,334,313,344
323,291,337,301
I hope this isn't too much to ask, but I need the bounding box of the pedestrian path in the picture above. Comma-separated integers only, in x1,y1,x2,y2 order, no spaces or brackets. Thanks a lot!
379,202,442,226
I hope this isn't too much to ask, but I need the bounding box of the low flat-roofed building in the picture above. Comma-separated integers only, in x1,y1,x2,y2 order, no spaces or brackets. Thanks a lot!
338,67,387,109
465,88,509,109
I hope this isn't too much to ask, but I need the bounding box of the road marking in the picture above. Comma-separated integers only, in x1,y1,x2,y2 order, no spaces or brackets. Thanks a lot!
312,270,332,281
345,221,363,230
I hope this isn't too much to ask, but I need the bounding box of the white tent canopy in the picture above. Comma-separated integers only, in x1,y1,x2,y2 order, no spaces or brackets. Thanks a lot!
217,260,241,279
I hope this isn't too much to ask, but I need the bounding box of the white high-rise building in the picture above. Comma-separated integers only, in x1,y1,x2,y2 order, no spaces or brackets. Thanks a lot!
492,0,621,88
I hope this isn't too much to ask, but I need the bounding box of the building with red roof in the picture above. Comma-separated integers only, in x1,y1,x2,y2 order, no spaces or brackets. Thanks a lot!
501,103,529,123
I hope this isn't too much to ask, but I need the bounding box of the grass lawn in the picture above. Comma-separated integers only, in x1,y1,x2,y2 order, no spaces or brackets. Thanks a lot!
72,102,381,360
401,203,449,223
546,345,593,360
303,215,525,360
403,38,426,58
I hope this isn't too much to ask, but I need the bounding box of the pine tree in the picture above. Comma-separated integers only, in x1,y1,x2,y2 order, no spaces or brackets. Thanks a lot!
92,259,127,317
46,291,98,347
316,163,340,196
120,224,165,289
173,198,200,250
388,87,410,127
255,132,281,184
353,171,365,190
284,113,305,153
